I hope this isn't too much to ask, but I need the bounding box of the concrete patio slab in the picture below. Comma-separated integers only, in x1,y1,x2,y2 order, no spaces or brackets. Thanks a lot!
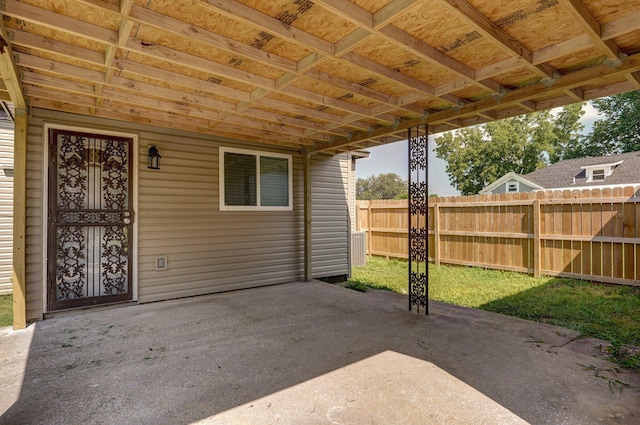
0,280,638,425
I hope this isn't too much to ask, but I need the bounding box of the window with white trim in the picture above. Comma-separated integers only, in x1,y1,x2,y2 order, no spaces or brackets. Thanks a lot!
219,147,293,211
591,168,606,181
582,160,623,182
506,182,519,192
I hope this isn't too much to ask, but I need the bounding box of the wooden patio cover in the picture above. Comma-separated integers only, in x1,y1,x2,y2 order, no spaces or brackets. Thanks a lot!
1,0,640,153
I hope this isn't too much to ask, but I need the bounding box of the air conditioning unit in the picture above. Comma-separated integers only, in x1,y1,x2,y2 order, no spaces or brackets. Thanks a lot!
351,231,367,267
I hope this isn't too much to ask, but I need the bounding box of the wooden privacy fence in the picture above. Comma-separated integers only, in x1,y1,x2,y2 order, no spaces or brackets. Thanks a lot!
356,186,640,286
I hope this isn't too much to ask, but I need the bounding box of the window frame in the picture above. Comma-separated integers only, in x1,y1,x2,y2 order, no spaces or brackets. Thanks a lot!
219,146,293,211
590,168,606,181
506,181,519,193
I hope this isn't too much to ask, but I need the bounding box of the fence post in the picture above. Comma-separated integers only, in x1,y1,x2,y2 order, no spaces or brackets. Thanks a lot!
434,201,440,266
367,201,372,256
533,198,541,278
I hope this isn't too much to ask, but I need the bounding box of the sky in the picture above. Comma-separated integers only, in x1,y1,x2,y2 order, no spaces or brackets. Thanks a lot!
355,102,603,197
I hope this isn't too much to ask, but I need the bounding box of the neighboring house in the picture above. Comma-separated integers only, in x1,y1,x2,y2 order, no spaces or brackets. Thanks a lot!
480,151,640,194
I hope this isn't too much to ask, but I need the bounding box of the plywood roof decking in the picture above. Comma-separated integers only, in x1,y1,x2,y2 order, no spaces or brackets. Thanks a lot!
1,0,640,153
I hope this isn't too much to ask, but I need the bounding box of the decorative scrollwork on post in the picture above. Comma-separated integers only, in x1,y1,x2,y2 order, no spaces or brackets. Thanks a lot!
408,125,429,314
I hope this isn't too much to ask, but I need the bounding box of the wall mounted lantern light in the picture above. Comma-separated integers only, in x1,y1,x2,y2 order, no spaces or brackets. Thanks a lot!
148,146,161,169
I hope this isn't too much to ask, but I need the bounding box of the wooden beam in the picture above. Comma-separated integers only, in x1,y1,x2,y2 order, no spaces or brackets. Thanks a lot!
557,0,620,61
602,10,640,40
302,68,396,104
8,1,385,125
626,72,640,89
341,51,459,106
4,0,117,45
311,51,640,151
435,0,556,79
533,34,594,65
97,0,135,107
122,39,379,119
31,98,311,149
128,4,298,73
24,69,337,137
315,0,504,95
27,84,322,144
0,23,26,108
565,87,584,102
11,29,105,64
373,0,419,29
200,0,334,55
12,110,27,329
478,11,640,83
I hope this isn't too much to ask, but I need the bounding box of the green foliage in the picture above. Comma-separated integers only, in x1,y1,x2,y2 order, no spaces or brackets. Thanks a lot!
356,172,408,200
349,258,640,368
578,91,640,157
0,295,12,328
548,103,587,162
434,105,585,195
433,105,586,195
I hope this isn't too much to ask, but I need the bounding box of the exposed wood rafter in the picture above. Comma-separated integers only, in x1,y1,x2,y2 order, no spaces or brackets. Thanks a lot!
1,0,638,152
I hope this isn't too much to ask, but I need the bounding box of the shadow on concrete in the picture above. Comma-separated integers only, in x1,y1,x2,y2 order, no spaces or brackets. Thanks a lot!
1,281,638,424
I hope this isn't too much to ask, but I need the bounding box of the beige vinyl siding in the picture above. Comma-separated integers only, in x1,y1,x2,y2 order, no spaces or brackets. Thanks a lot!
311,153,349,278
0,123,13,295
26,108,305,320
138,139,303,303
25,113,45,320
348,153,356,233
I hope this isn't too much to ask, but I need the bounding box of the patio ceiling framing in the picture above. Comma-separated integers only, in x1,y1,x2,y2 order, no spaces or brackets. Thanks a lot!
0,0,639,154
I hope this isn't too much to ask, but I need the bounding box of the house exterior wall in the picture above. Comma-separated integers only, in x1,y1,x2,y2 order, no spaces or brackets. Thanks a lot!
348,153,356,233
311,153,350,279
27,108,349,320
491,180,537,194
0,122,13,295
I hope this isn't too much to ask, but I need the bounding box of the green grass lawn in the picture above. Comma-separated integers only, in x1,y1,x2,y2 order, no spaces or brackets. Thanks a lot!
348,256,640,368
0,295,12,328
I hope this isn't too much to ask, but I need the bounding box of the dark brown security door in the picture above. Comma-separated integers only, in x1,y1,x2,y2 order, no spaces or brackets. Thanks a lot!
47,129,134,311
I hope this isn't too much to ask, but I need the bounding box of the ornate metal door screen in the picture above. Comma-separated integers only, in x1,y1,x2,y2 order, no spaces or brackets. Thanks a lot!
409,124,428,314
47,129,133,311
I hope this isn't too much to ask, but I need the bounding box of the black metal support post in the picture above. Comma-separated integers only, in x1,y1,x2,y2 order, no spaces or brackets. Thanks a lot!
408,124,429,315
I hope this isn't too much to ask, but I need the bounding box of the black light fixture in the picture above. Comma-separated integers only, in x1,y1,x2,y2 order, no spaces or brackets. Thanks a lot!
148,145,161,169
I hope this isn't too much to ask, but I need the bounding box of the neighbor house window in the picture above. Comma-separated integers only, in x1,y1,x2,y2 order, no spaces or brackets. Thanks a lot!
220,147,292,211
506,182,519,192
591,168,605,181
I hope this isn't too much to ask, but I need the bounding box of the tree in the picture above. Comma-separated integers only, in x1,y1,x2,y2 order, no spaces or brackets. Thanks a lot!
548,103,586,162
434,106,584,195
580,91,640,157
356,173,407,200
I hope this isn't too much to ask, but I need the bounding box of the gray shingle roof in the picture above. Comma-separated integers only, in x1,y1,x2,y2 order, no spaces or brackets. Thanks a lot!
524,151,640,189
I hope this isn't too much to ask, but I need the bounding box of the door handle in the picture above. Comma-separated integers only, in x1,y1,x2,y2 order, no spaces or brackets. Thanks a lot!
123,211,134,225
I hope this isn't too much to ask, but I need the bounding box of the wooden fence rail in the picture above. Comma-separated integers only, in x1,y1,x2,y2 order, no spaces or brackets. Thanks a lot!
356,186,640,286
